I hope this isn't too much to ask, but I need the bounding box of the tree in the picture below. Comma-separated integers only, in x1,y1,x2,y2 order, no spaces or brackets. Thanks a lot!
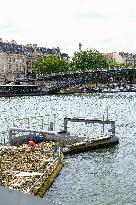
32,56,69,75
71,49,110,71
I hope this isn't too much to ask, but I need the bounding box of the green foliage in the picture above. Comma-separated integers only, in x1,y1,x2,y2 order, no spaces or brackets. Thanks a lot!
32,56,69,74
71,49,110,71
32,49,130,76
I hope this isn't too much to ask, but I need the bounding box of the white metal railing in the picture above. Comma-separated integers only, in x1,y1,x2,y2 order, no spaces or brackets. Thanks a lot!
27,157,59,194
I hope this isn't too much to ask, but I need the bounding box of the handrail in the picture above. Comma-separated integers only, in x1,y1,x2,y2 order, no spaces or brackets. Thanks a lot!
27,157,59,194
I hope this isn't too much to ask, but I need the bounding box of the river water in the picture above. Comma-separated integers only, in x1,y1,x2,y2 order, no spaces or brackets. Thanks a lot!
0,93,136,204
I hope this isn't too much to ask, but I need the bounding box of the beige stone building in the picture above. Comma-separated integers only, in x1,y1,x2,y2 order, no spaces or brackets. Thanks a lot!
105,52,136,67
105,52,125,64
0,38,61,83
0,53,27,81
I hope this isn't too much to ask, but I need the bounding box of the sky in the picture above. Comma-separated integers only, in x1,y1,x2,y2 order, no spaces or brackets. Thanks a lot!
1,0,136,57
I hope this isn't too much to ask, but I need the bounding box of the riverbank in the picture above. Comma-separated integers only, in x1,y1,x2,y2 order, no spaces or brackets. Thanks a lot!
0,81,136,97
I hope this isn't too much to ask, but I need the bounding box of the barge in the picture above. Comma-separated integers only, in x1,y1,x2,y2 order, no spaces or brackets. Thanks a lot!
62,116,119,155
8,115,119,156
63,135,119,155
0,85,47,97
5,115,119,196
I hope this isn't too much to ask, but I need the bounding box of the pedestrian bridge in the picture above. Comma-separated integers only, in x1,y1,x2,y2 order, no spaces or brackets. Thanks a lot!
40,68,136,93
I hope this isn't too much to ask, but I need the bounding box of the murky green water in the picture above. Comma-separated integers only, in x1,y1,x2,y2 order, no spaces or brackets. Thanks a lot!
0,93,136,204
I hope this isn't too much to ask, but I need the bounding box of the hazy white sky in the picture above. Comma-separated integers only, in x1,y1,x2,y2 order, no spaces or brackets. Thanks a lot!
1,0,136,56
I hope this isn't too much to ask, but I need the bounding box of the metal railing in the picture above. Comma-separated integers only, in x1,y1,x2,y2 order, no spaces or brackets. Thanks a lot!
27,157,59,195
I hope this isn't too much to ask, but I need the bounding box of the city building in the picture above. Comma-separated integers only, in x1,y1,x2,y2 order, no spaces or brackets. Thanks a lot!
119,52,136,66
0,52,27,81
0,38,62,83
105,52,125,65
61,53,70,61
105,52,136,67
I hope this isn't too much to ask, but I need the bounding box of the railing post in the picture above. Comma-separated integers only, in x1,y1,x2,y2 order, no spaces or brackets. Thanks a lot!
106,107,109,121
64,118,67,132
111,121,115,137
9,129,13,145
102,115,105,134
53,114,56,131
41,119,44,130
48,122,53,131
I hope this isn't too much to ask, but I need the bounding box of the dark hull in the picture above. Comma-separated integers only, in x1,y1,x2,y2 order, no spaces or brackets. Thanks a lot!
63,136,119,156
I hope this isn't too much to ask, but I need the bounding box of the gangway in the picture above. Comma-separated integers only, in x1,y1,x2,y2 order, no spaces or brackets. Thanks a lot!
8,127,83,145
63,116,115,137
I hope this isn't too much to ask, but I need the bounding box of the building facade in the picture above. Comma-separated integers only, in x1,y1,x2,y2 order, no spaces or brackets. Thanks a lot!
105,52,125,65
119,52,136,66
105,52,136,67
0,52,27,81
0,38,62,82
